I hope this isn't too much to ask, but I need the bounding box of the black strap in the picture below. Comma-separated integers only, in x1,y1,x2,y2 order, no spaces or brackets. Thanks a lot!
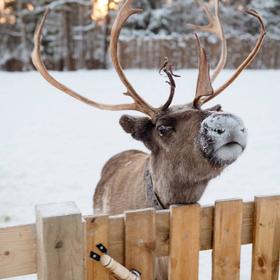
144,162,166,210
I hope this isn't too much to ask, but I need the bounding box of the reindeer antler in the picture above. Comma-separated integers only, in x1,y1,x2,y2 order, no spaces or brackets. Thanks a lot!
159,57,180,111
32,9,143,113
109,0,156,116
32,0,178,118
189,0,226,83
209,9,265,100
193,34,214,108
191,0,265,108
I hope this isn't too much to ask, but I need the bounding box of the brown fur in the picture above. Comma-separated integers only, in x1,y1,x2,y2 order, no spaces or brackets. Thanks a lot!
93,105,226,280
94,150,150,214
94,105,223,214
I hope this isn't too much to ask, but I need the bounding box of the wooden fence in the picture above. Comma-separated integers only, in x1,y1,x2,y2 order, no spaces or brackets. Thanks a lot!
119,36,280,70
0,195,279,279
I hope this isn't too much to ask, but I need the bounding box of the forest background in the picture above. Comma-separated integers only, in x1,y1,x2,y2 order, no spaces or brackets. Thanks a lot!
1,0,279,71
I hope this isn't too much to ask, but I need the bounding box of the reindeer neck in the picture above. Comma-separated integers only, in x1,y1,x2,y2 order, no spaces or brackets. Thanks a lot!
146,154,214,208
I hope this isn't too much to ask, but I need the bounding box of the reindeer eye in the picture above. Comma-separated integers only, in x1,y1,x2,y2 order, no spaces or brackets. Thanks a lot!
157,125,173,137
214,128,225,134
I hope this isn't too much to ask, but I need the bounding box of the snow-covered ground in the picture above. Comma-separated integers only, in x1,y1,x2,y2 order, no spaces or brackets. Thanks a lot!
1,69,279,279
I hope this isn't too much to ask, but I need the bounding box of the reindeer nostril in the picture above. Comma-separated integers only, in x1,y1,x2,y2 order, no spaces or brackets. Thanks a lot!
240,128,245,133
214,128,225,135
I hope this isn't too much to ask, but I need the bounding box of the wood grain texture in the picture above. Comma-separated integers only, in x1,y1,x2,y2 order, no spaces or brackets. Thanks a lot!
168,204,200,280
108,215,125,265
0,224,36,279
155,209,170,257
251,195,280,280
212,200,243,280
36,202,84,280
155,202,253,257
241,202,254,245
0,201,257,279
152,204,239,259
200,205,214,251
125,208,156,280
86,215,110,280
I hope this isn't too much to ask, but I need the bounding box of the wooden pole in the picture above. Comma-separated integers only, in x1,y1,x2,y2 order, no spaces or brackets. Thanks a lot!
35,202,84,280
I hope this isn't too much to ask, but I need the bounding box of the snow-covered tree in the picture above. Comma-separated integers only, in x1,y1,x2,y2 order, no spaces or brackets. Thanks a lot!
0,0,279,70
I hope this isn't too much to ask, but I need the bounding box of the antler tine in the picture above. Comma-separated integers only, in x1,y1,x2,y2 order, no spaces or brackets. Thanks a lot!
159,57,180,111
202,9,265,104
32,8,152,113
190,0,227,83
109,0,156,117
193,33,213,108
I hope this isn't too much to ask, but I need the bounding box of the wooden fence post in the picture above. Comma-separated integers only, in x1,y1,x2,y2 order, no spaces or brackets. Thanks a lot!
168,204,200,280
35,201,84,280
125,208,156,280
251,195,280,280
212,199,243,280
86,215,109,280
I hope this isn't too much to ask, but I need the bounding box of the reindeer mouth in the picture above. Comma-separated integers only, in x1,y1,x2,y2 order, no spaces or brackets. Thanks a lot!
211,141,245,166
221,141,244,150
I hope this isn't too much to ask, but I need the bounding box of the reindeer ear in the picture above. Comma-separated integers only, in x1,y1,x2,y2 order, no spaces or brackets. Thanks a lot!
119,115,154,142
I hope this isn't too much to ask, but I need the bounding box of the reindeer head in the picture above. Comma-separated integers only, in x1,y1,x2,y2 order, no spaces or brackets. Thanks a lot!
32,0,265,173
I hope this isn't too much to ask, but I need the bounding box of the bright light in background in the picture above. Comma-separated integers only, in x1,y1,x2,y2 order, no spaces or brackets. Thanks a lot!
91,0,108,21
91,0,122,22
0,0,5,12
0,0,16,24
0,0,35,24
26,2,34,11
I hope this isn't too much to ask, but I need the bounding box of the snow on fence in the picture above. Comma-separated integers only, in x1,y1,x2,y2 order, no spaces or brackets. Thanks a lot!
0,196,279,280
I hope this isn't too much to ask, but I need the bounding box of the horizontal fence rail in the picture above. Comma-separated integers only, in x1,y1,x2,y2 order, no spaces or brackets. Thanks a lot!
0,195,279,279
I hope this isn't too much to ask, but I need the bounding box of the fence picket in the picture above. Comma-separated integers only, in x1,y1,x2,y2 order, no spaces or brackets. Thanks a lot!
86,215,109,280
251,196,280,280
212,200,243,280
36,202,84,280
125,208,156,280
108,215,125,265
2,198,280,280
168,204,200,280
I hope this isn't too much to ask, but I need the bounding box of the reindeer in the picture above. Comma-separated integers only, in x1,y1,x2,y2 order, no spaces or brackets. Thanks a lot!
32,0,265,279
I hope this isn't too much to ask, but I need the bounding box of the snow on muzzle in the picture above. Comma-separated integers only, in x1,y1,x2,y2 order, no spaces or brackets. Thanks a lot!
198,112,247,166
